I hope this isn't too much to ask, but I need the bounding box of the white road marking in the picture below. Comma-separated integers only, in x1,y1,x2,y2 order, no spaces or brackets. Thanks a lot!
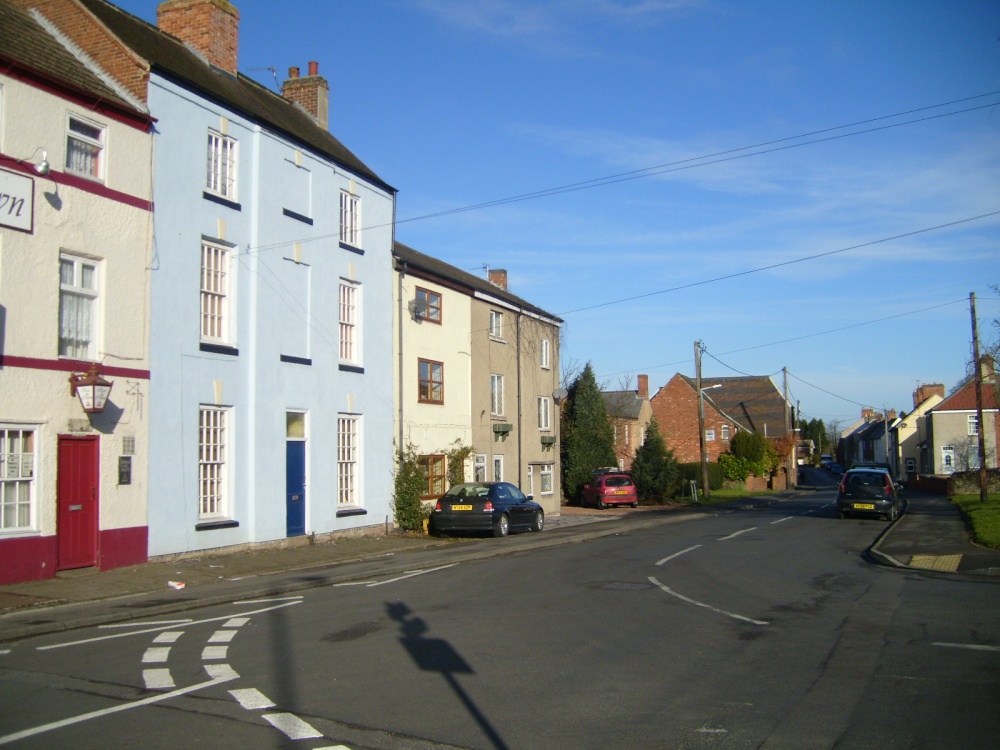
224,617,250,627
334,581,377,587
648,576,769,626
365,563,458,587
153,631,183,643
0,650,9,656
38,600,302,651
205,663,239,680
208,629,237,643
142,668,175,689
718,527,757,541
0,669,239,746
99,620,193,628
229,688,276,710
932,642,1000,652
202,645,228,660
263,713,323,740
142,647,171,663
315,746,352,750
770,517,793,525
235,596,303,604
655,545,702,566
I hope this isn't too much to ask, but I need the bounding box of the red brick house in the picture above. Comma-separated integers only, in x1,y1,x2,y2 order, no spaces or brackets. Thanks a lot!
650,373,790,464
601,374,654,471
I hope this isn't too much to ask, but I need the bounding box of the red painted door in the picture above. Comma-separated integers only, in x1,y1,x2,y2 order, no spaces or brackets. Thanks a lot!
57,435,99,570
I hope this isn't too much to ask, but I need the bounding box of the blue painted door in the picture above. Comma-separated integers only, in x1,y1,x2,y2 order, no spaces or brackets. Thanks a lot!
286,440,306,537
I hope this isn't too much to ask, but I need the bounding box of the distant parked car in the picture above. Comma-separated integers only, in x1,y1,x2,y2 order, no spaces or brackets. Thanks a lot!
581,473,638,509
827,462,844,474
431,482,543,538
837,468,902,521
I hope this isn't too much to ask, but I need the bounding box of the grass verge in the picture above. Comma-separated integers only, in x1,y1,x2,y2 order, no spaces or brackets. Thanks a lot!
681,487,780,506
951,493,1000,550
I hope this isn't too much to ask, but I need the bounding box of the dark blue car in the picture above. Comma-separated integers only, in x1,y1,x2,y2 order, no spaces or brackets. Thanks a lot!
431,482,544,538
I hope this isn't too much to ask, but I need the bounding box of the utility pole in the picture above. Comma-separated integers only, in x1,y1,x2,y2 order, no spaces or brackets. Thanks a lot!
696,341,709,501
784,367,794,488
970,293,988,503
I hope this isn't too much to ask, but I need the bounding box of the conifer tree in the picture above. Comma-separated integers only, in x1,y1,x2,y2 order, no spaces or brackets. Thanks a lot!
561,363,616,500
630,419,679,504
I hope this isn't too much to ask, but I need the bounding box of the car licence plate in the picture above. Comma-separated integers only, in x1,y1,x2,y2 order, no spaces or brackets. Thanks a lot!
451,504,473,511
852,503,875,510
614,490,628,495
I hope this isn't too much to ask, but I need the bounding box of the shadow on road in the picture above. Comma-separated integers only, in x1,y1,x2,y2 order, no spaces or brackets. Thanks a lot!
387,601,509,750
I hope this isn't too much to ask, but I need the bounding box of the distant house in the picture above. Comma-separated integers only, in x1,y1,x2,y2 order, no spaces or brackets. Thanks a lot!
650,374,789,465
601,374,654,471
921,360,998,474
891,384,944,477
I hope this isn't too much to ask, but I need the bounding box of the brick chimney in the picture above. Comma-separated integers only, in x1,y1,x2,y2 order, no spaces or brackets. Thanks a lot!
638,374,649,399
912,383,945,408
488,268,508,291
157,0,240,75
861,407,877,423
282,61,330,130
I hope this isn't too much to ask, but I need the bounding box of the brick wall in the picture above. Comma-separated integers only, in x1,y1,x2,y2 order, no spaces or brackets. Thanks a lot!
282,61,329,130
158,0,239,74
650,374,733,464
14,0,149,104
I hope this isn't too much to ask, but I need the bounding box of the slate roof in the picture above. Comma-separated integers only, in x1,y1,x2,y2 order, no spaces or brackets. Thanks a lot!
0,0,139,113
680,374,789,436
394,241,562,324
601,390,645,420
73,0,393,192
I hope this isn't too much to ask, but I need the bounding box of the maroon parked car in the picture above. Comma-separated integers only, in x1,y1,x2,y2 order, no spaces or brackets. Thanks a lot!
581,473,638,509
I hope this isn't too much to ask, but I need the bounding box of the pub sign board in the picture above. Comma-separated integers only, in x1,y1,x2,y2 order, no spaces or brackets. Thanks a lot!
0,167,34,233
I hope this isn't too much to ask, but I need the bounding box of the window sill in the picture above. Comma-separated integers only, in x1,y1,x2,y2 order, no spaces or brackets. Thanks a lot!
200,343,239,356
280,354,312,366
195,519,239,531
339,241,364,255
339,364,364,374
282,208,313,225
203,191,241,211
0,529,41,539
489,336,507,344
336,506,368,518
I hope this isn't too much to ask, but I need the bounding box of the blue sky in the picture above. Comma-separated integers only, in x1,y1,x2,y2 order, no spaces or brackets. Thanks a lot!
124,0,1000,430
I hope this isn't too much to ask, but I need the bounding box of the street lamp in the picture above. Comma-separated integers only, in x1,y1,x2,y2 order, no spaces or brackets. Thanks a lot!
69,364,113,414
698,383,722,501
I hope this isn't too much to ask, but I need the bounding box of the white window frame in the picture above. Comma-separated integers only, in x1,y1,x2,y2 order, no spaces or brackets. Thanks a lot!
474,453,487,482
339,280,360,364
721,424,730,440
198,406,230,520
59,253,99,359
1,426,36,532
540,463,554,495
490,374,504,417
493,454,503,482
489,310,503,339
206,129,237,199
968,414,979,436
201,240,232,345
537,396,551,431
340,189,360,247
338,414,361,506
540,338,551,369
527,465,534,496
66,114,104,180
706,429,716,442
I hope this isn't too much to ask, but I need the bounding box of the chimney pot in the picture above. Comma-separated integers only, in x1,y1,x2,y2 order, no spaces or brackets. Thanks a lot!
288,66,299,79
308,60,319,76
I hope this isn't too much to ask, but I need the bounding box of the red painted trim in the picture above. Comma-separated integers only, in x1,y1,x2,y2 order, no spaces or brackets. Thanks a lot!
0,535,58,585
0,154,153,212
0,58,152,131
99,526,148,571
0,355,150,380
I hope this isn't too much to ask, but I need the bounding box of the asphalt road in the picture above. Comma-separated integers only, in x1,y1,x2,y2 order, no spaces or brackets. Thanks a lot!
1,487,998,749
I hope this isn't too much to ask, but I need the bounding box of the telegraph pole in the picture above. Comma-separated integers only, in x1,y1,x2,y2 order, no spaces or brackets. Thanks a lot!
696,341,709,501
970,293,988,503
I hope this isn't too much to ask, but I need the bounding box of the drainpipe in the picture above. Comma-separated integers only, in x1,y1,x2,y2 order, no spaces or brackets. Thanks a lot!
516,311,523,487
397,260,406,451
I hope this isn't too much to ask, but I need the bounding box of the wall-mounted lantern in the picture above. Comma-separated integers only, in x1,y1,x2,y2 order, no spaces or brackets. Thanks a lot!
69,364,113,413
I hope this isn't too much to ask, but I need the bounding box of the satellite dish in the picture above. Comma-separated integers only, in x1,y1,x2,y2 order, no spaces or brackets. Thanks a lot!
553,388,568,401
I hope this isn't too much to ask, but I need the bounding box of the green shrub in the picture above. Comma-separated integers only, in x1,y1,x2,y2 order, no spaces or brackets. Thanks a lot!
392,444,429,532
677,462,724,492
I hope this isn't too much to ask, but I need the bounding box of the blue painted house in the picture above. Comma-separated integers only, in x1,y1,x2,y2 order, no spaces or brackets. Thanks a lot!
40,0,397,556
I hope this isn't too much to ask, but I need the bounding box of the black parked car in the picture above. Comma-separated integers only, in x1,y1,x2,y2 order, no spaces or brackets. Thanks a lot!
836,468,902,521
431,482,544,538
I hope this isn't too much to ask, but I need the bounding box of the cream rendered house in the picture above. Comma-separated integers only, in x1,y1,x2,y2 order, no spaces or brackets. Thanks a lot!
0,0,153,583
892,384,944,478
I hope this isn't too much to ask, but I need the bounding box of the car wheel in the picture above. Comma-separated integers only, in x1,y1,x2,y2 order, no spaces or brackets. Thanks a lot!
886,505,898,522
632,503,638,509
838,510,847,519
531,510,544,532
493,513,510,538
597,498,606,510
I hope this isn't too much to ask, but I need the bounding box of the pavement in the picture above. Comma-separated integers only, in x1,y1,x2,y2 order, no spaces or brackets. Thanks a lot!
1,489,997,644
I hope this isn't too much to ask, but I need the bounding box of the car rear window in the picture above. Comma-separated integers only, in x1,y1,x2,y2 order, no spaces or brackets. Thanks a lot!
604,476,633,487
848,472,884,487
